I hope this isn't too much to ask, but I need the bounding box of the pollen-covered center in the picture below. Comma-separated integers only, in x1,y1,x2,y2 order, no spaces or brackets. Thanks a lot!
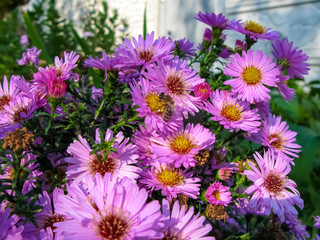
200,88,206,94
156,167,182,187
243,21,266,34
145,92,164,113
264,173,285,194
42,213,65,231
0,95,11,111
166,73,186,95
13,107,28,123
138,49,154,63
268,133,285,150
242,66,262,85
98,212,130,240
220,103,242,122
89,152,118,176
169,134,197,155
212,190,221,200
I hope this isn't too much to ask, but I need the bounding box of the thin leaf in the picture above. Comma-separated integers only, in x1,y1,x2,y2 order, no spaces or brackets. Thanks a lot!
143,2,147,39
70,25,91,56
21,11,51,63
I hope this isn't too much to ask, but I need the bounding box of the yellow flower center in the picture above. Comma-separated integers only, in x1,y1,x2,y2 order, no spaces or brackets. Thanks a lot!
220,103,242,122
169,134,197,155
200,88,206,94
242,66,262,85
145,92,164,113
243,21,266,34
156,167,182,187
212,190,221,200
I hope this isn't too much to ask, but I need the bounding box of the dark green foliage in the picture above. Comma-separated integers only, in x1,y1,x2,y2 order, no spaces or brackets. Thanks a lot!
270,79,320,231
0,9,29,79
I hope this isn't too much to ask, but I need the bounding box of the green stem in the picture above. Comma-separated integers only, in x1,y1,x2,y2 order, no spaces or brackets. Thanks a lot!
110,114,139,130
46,100,58,134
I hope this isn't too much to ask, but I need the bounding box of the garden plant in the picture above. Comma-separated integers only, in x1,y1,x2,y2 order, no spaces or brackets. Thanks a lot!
0,5,319,240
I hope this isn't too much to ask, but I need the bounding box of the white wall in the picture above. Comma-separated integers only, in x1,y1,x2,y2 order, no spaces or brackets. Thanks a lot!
23,0,320,80
160,0,320,81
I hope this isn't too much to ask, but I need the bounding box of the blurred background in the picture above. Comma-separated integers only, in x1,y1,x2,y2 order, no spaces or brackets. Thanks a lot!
1,0,320,234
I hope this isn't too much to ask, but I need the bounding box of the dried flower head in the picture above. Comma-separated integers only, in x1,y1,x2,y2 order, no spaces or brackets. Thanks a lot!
2,127,34,152
205,204,228,222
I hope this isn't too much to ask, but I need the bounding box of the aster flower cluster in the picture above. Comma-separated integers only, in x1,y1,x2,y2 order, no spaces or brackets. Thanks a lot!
0,11,313,240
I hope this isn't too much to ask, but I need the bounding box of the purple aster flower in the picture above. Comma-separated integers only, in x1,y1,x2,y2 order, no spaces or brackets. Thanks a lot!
254,100,271,120
132,124,160,167
272,38,310,79
129,77,183,132
174,38,196,60
0,93,44,139
195,12,229,30
150,123,215,168
234,197,267,217
48,75,67,99
260,115,301,164
139,162,201,201
32,67,58,98
144,57,205,118
314,216,320,229
286,214,310,240
276,73,295,101
118,67,141,84
224,50,280,103
203,28,214,43
53,51,79,80
218,166,236,181
243,150,304,222
0,76,20,113
211,147,229,170
65,128,140,184
84,51,118,74
206,181,232,206
205,90,261,133
0,205,24,240
22,189,66,240
229,20,280,41
114,31,175,69
54,173,164,239
83,31,94,38
161,199,215,239
20,34,29,47
194,82,212,101
17,47,41,66
219,47,233,59
235,40,247,51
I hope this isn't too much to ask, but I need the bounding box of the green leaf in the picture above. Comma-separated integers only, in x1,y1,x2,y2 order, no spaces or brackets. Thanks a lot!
290,125,319,182
70,25,91,56
21,11,51,63
143,2,147,39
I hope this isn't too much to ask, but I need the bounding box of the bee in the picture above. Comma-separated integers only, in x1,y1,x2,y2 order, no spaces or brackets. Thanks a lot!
159,92,175,122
